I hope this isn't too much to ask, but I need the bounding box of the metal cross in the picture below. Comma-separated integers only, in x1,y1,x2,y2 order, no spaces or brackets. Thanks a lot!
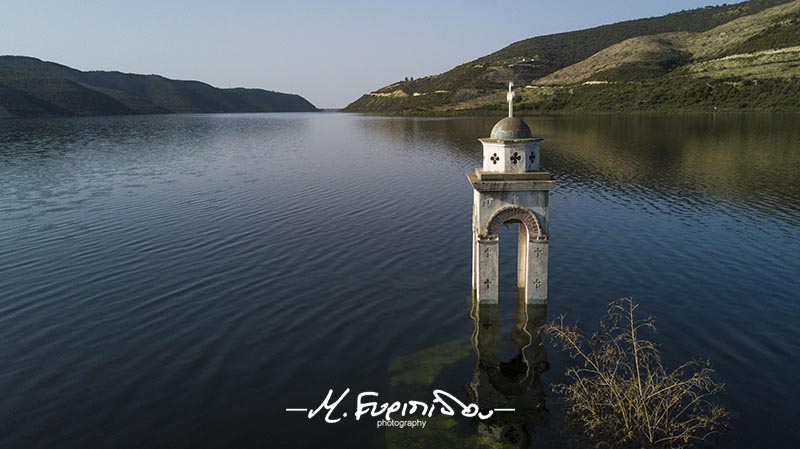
507,82,515,118
510,152,521,164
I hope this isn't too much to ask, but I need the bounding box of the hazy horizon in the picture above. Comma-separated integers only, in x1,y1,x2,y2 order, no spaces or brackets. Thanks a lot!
3,0,741,108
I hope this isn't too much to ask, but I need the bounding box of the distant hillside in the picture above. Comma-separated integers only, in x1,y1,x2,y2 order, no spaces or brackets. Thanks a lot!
343,0,800,113
0,56,318,118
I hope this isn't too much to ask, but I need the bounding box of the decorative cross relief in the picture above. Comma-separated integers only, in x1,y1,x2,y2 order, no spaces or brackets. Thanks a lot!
490,153,499,164
529,152,536,164
533,278,542,288
534,247,543,258
484,278,492,289
510,152,521,164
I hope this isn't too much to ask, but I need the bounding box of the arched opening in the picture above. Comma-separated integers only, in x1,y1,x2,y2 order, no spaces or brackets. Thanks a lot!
484,206,542,241
475,206,546,305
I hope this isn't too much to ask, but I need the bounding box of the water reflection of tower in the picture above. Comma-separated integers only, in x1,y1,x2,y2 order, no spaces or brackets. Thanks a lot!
467,293,549,448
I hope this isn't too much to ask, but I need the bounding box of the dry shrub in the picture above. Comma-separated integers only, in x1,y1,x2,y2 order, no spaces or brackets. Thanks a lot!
544,298,729,449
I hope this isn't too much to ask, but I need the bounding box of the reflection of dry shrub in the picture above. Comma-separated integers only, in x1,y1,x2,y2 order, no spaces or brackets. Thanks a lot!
544,298,729,449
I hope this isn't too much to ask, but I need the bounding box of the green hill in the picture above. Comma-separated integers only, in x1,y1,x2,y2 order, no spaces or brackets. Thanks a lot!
0,56,318,118
343,0,800,114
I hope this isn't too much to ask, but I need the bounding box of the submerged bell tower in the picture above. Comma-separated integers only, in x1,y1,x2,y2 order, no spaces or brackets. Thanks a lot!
468,83,556,305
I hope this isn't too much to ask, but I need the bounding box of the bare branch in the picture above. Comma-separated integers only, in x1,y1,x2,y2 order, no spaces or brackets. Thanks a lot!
543,298,729,449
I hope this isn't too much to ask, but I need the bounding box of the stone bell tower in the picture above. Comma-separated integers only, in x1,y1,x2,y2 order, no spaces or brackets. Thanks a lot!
468,82,556,305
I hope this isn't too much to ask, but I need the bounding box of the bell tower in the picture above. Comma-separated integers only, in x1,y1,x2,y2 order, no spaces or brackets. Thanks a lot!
468,83,556,305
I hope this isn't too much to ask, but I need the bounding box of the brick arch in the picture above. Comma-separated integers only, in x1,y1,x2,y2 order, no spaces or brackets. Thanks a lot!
484,206,542,241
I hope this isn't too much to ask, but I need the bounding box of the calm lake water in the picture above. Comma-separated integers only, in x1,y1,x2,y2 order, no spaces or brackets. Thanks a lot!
1,112,798,448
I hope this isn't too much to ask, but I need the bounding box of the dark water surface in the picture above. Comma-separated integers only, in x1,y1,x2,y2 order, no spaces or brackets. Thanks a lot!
1,113,798,448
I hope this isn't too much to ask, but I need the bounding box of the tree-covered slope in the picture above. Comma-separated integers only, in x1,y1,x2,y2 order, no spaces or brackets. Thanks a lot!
343,0,800,114
0,56,318,118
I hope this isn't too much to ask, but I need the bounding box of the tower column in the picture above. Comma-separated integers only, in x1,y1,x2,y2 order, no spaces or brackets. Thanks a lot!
472,231,478,291
517,225,528,289
475,238,499,304
525,238,549,304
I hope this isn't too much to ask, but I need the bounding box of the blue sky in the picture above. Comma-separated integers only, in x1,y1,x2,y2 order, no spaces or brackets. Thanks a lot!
3,0,734,108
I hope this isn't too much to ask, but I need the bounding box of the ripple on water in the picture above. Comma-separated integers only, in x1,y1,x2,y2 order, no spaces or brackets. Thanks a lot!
0,113,798,449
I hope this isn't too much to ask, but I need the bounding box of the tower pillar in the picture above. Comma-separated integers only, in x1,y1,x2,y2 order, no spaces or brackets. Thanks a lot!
475,238,499,303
